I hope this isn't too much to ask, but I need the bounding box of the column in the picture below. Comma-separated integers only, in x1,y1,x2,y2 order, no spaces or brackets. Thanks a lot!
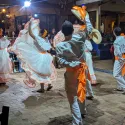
95,5,101,56
96,5,101,30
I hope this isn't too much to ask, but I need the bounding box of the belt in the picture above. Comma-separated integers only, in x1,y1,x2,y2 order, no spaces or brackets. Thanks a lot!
66,62,91,103
115,54,125,76
115,54,125,60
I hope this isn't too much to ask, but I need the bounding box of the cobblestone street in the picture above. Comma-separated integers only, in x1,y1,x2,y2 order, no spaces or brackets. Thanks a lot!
0,60,125,125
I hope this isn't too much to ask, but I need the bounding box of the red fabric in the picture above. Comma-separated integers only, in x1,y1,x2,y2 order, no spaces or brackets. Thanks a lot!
110,45,114,54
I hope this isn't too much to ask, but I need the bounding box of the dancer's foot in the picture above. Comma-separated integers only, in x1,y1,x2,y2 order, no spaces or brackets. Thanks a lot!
81,114,86,119
91,80,99,86
24,80,36,88
0,83,6,86
114,88,124,92
46,84,53,91
86,96,94,100
91,83,99,86
37,89,45,93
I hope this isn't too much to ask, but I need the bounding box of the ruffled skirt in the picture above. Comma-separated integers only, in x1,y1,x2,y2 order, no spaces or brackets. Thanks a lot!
0,49,12,83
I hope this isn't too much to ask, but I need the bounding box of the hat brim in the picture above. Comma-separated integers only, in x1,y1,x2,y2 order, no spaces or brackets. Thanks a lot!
71,9,82,21
90,29,102,44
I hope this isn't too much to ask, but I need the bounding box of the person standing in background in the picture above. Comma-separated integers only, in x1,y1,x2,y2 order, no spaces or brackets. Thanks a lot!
0,28,12,86
113,27,125,92
84,37,95,99
50,28,61,68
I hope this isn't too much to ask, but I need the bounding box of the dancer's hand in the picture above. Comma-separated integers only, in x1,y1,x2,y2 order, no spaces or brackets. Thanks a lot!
29,18,34,23
85,12,90,20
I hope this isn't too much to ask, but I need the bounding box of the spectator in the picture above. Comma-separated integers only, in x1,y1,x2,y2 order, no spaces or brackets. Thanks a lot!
50,28,62,68
50,28,56,47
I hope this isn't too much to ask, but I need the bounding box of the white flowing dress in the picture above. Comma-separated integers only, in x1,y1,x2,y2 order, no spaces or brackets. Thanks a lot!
0,37,12,83
9,19,56,87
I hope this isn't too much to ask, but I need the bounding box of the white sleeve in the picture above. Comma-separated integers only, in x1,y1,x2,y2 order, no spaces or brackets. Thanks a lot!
6,39,10,47
85,12,93,34
85,40,93,51
114,39,122,57
34,36,52,51
56,45,81,67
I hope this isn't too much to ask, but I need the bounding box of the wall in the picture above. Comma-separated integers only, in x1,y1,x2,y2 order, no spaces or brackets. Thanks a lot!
76,0,101,5
119,13,125,22
101,3,125,12
8,5,60,17
6,4,61,32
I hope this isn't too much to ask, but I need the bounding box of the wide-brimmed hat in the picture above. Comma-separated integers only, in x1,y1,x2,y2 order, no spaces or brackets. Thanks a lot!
71,6,86,21
71,6,102,44
71,9,82,21
89,29,102,44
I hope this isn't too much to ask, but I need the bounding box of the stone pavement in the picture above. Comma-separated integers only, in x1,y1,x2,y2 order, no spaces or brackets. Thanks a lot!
94,60,113,71
0,60,125,125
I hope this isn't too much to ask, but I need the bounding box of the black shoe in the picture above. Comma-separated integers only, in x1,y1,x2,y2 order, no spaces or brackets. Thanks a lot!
46,84,53,91
81,114,86,119
114,88,124,92
0,83,6,86
86,96,94,100
37,89,45,93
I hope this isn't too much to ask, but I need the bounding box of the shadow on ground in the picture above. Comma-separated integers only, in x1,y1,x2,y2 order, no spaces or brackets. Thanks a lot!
93,80,118,96
0,85,9,94
23,90,65,108
48,99,104,125
48,115,72,125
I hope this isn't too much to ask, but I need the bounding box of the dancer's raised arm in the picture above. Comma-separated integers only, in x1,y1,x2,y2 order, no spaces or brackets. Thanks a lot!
84,12,93,34
29,18,36,40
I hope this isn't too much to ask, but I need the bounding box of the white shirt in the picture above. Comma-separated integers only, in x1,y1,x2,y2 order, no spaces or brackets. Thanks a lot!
56,33,86,67
0,37,10,49
84,40,93,52
114,36,125,57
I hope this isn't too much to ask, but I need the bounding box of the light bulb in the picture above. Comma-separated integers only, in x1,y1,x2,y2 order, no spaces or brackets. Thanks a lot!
24,1,31,7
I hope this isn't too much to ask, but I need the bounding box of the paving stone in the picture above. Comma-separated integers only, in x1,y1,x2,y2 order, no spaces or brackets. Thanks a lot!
0,60,125,125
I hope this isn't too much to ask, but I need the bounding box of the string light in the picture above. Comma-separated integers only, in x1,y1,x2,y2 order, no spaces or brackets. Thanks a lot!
6,14,11,18
2,9,6,13
2,20,5,23
34,14,38,17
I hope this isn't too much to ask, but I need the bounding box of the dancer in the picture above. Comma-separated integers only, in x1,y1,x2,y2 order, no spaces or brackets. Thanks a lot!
0,28,12,85
9,18,56,91
55,4,102,124
40,29,53,92
84,37,95,100
56,10,93,124
84,38,97,85
113,27,125,92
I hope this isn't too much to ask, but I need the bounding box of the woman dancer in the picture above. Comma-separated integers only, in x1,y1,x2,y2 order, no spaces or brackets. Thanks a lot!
0,28,12,85
9,18,56,92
